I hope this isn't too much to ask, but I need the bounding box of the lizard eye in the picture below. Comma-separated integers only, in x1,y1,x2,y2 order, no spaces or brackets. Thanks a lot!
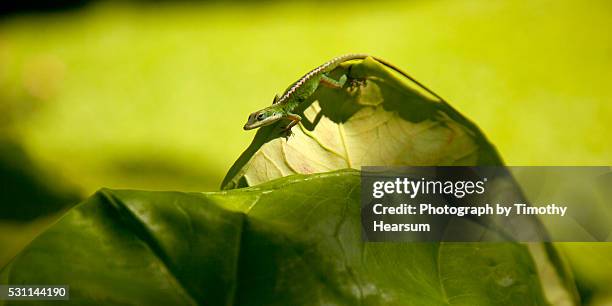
256,113,266,121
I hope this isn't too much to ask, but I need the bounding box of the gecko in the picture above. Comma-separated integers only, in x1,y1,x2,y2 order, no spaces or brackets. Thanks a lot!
242,53,444,136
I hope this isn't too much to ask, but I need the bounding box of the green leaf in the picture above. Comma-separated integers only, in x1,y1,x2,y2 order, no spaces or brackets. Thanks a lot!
2,171,550,306
222,57,501,190
218,57,579,305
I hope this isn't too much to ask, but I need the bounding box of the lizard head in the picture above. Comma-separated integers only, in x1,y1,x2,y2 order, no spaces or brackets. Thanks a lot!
243,107,283,130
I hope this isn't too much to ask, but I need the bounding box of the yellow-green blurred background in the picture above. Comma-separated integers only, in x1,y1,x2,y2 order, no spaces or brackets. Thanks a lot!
0,0,610,304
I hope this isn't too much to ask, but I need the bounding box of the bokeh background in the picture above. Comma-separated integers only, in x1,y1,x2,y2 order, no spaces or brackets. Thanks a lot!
1,0,610,304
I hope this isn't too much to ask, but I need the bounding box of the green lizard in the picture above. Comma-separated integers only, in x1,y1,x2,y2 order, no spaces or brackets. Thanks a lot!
243,53,445,136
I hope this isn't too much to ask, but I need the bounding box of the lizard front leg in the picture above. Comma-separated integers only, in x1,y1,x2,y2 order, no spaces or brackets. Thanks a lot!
281,113,302,138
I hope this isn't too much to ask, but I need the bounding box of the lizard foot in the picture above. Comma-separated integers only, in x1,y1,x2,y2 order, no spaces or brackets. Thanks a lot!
348,78,367,92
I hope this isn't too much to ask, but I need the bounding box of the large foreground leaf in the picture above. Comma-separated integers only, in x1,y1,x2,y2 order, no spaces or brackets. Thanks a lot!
2,170,550,306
